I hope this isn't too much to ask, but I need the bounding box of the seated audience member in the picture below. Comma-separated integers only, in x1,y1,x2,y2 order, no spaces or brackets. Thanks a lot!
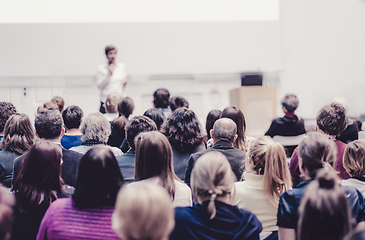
143,108,164,130
13,109,82,187
107,116,128,148
116,116,157,183
290,102,349,187
112,183,174,240
117,96,134,119
297,167,352,240
333,97,359,143
169,96,189,112
185,118,246,185
104,92,122,121
0,185,14,240
171,151,262,240
134,131,192,207
278,132,365,240
70,112,122,157
60,105,83,150
265,94,306,157
50,96,65,113
160,108,206,181
221,106,252,151
0,114,34,188
342,140,365,196
153,88,171,120
37,102,59,113
0,102,17,143
37,145,123,240
234,136,292,239
12,140,74,240
205,109,221,148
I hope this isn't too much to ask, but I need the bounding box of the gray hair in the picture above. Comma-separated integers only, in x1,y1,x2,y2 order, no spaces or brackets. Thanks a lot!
80,113,111,143
35,109,63,140
211,118,237,142
281,94,299,112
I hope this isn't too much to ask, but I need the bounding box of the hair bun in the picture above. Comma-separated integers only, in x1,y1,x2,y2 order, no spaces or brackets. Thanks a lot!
315,167,338,189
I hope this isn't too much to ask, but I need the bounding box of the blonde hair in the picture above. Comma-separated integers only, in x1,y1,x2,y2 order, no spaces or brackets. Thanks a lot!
343,140,365,178
248,136,292,206
191,151,236,219
112,183,175,240
105,92,122,113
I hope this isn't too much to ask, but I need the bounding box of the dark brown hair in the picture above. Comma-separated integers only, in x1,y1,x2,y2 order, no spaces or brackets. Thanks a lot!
118,97,134,119
105,45,116,56
221,106,247,151
317,102,347,136
0,102,17,133
206,109,221,139
51,96,65,112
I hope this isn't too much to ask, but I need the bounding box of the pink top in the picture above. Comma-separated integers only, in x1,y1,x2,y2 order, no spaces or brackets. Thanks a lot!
36,198,119,240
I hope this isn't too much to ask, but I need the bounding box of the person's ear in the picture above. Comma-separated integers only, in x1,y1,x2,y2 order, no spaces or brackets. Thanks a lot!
35,131,40,139
232,134,238,143
60,127,65,137
210,129,214,138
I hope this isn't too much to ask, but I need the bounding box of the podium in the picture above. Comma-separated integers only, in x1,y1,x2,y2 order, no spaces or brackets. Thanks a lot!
230,86,276,137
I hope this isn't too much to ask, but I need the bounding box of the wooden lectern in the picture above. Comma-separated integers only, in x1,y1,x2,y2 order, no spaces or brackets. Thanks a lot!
230,86,276,137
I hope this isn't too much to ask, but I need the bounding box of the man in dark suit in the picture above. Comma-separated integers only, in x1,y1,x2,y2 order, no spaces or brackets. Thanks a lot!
13,109,83,187
185,118,246,185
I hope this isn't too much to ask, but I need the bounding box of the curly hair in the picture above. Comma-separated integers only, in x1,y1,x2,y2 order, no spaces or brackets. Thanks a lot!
125,116,157,150
169,96,189,112
80,113,111,143
35,109,63,140
160,108,205,153
317,102,347,136
0,102,17,133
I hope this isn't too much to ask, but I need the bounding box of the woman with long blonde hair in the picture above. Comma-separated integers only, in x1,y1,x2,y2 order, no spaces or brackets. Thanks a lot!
234,136,292,240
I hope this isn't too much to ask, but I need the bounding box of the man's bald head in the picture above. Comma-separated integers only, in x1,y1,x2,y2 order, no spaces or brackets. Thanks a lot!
211,118,237,143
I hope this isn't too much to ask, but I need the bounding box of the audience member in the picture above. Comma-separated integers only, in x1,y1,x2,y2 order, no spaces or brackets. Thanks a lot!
60,105,83,150
12,140,74,240
160,108,206,181
185,118,246,185
13,109,82,187
290,102,349,187
107,116,128,148
278,132,365,240
169,96,189,112
297,167,352,240
153,88,171,120
0,185,14,240
170,151,262,240
342,140,365,196
50,96,65,113
234,136,292,239
70,112,122,156
333,97,359,143
112,183,174,240
117,97,134,119
134,131,192,207
344,224,365,240
205,109,221,147
104,92,122,121
143,108,164,130
116,116,157,183
36,102,59,113
37,145,123,240
0,113,34,188
0,102,17,143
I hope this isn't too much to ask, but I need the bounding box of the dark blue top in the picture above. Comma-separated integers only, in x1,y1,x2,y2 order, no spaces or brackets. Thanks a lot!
277,180,365,229
171,200,262,240
61,135,83,150
116,149,135,184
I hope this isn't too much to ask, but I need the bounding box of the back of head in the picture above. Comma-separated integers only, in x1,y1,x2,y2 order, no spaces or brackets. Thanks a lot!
118,97,134,119
221,106,246,151
0,185,14,240
112,183,174,240
35,109,63,140
80,112,111,143
125,116,158,150
73,145,124,208
206,109,221,139
37,102,59,113
343,140,365,179
317,102,347,136
143,108,164,130
153,88,170,108
111,116,128,136
281,94,299,112
51,96,65,112
0,102,17,133
191,151,236,219
169,96,189,112
0,113,34,155
298,132,337,180
105,92,122,113
62,105,84,130
212,118,237,143
298,167,351,240
248,136,292,205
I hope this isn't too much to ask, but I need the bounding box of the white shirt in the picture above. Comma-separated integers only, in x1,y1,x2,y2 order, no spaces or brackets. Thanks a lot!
342,178,365,197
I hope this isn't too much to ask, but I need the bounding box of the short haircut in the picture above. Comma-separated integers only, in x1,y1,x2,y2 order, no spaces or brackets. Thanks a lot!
317,102,347,136
37,102,59,113
62,105,84,130
117,97,134,119
51,96,65,112
0,102,17,133
105,92,122,113
73,145,124,209
221,106,247,151
143,108,164,130
35,109,63,140
211,118,237,142
206,109,221,139
281,94,299,112
80,113,111,143
169,96,189,112
111,116,128,137
112,183,174,240
125,116,157,150
343,140,365,179
105,45,116,56
0,185,14,240
153,88,170,108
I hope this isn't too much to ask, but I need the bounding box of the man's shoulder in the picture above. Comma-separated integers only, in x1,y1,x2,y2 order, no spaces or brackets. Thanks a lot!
62,148,83,160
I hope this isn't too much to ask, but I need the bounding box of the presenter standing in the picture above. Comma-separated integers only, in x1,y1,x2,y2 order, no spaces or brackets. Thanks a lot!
96,45,127,113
